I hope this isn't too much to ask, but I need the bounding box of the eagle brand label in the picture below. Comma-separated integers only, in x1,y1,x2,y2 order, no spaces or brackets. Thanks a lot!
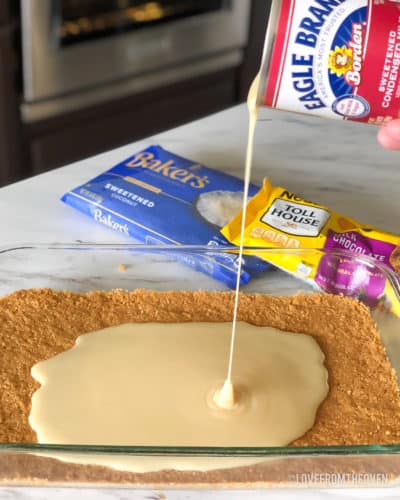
262,0,400,124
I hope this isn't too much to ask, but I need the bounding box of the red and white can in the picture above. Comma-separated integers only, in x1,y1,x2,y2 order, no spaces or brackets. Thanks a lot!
257,0,400,125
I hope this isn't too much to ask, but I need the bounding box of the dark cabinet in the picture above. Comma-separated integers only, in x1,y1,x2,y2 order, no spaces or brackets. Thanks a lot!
0,2,23,185
26,68,237,175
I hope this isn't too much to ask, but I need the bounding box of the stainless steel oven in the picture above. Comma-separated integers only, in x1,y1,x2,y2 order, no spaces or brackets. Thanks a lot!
20,0,251,120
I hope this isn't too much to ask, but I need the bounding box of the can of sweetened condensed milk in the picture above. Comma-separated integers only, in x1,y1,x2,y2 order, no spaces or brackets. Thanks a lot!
256,0,400,124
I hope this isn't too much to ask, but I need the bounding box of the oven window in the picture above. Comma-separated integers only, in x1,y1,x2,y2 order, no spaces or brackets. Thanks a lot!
59,0,229,46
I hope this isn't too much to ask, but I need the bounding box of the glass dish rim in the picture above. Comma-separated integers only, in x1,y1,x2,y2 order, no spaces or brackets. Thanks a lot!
2,242,399,302
3,442,400,457
1,242,400,458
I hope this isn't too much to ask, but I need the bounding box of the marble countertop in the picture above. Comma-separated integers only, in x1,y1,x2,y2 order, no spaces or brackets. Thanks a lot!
2,104,399,244
1,104,400,499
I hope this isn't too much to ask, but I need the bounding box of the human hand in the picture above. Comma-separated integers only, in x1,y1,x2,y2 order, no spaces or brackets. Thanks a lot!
377,119,400,150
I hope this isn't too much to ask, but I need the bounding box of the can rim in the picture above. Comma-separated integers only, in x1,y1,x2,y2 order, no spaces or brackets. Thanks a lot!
257,0,283,107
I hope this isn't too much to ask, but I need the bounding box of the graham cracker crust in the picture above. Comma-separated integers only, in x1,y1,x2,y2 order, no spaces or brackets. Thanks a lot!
1,288,400,486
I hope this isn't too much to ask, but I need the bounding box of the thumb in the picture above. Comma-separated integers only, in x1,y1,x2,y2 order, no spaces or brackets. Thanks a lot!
377,119,400,150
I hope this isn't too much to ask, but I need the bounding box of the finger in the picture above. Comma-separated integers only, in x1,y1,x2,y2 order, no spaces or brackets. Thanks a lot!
378,119,400,150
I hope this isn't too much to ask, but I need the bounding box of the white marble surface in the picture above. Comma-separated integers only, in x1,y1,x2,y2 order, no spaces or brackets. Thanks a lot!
1,104,400,499
1,488,400,499
1,104,399,244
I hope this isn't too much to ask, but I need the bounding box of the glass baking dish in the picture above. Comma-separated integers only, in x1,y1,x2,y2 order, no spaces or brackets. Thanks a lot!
1,243,400,489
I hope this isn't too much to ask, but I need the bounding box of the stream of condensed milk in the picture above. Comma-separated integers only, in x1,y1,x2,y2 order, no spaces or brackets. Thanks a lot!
213,75,261,410
28,75,330,473
30,321,328,472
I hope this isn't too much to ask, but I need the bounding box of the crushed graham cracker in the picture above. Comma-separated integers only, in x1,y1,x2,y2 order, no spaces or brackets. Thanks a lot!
1,289,400,485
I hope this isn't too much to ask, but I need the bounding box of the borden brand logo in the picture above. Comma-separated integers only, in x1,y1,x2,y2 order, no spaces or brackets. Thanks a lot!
125,152,209,189
328,23,363,86
261,197,330,237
